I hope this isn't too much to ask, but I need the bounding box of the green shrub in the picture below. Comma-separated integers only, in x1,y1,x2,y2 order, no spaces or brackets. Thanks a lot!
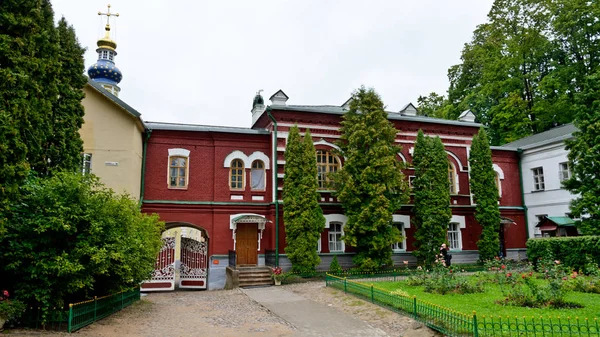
0,172,164,322
526,236,600,273
329,256,342,273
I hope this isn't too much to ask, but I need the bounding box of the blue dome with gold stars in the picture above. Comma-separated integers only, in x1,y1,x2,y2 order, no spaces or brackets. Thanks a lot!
88,59,122,85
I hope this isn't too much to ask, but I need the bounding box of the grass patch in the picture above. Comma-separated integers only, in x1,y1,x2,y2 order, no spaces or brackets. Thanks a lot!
373,279,600,319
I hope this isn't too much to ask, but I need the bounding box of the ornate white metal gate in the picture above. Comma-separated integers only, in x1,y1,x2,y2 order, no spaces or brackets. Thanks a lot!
141,237,176,292
179,237,208,289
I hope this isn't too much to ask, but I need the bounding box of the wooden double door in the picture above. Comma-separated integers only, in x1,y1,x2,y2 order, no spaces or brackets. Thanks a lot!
236,223,258,266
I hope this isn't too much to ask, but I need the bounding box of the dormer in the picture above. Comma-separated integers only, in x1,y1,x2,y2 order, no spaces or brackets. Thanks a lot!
399,103,418,116
458,110,476,123
269,90,289,106
341,97,353,110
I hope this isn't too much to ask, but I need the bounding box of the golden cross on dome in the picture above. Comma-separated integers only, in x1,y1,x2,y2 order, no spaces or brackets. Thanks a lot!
98,4,119,27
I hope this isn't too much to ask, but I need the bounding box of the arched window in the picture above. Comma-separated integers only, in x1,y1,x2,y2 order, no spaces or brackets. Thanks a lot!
169,156,188,188
250,160,265,190
230,159,244,190
448,163,457,194
316,150,340,189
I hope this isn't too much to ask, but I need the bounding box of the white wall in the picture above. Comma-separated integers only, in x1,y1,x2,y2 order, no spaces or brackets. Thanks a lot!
520,141,576,238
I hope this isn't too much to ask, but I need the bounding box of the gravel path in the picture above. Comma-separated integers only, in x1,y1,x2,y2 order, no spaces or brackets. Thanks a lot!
6,282,440,337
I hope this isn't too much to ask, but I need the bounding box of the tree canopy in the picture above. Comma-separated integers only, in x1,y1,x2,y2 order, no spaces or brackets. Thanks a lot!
334,87,409,270
419,0,600,145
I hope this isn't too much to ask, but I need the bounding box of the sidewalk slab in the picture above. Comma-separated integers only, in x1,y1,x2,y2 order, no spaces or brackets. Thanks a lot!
242,286,389,337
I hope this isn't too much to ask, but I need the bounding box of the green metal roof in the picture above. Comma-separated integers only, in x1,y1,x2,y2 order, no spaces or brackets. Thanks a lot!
546,216,576,227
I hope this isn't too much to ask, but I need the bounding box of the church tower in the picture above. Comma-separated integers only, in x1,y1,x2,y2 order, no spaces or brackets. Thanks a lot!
88,5,123,96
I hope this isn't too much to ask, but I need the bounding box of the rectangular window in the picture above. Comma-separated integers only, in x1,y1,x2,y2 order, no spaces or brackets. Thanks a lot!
82,153,92,174
532,167,545,191
391,222,406,251
328,222,343,252
447,223,461,250
559,162,571,182
251,160,265,190
169,156,188,188
408,176,416,189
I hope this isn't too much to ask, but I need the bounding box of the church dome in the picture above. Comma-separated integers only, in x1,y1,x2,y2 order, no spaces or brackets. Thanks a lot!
252,92,264,109
88,59,122,85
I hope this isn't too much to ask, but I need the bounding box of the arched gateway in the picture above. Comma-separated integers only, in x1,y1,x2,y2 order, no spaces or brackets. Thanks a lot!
141,222,209,291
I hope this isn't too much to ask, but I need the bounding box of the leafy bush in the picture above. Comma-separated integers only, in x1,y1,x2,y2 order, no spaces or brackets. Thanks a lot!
0,172,164,322
527,237,600,273
329,256,342,273
500,261,581,308
422,262,484,295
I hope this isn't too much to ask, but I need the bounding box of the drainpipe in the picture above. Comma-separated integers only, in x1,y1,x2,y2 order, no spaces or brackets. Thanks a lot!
266,106,280,267
517,149,530,239
139,129,152,207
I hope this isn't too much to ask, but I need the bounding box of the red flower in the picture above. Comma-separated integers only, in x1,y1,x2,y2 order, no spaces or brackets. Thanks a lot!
2,290,8,298
506,273,512,277
501,265,506,270
521,274,526,279
449,270,453,273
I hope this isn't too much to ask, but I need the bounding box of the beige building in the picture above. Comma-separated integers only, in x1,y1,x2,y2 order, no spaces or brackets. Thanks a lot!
80,79,145,199
79,10,145,199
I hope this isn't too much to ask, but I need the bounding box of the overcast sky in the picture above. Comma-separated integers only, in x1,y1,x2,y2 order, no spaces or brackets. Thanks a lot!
51,0,494,128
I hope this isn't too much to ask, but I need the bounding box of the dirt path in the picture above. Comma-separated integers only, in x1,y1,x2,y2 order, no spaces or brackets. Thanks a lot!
6,282,439,337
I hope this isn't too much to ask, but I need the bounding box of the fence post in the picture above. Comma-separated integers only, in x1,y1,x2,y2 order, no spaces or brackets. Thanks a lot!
121,290,124,309
68,304,73,333
473,311,478,337
94,296,97,322
413,296,417,319
344,278,347,294
371,285,374,303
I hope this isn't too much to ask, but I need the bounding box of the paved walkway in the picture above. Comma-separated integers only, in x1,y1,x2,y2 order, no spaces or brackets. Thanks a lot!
242,286,389,337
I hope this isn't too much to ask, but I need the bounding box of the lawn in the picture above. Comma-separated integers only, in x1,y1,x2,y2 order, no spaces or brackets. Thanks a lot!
373,277,600,319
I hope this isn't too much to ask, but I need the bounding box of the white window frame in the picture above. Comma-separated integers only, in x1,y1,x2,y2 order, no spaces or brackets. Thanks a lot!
408,176,416,189
250,160,266,191
449,162,459,194
391,222,406,252
447,222,462,251
532,167,545,191
82,153,92,175
492,164,504,198
167,148,190,189
559,162,571,183
317,234,322,253
328,222,344,253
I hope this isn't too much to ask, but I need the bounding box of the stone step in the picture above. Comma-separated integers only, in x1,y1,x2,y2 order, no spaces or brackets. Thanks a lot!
238,267,272,273
239,280,274,287
239,272,271,278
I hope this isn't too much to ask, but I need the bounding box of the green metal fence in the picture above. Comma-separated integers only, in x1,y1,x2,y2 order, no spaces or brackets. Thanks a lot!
68,288,140,332
326,274,600,337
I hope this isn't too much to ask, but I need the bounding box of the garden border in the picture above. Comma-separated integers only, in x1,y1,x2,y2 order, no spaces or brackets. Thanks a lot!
325,273,600,337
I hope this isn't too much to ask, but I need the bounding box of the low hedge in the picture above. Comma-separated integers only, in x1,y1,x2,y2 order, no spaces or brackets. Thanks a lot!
526,236,600,271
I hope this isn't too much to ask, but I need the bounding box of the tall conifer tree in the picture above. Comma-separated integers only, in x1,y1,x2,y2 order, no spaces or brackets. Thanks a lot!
46,18,86,172
469,128,500,261
412,131,452,266
0,0,56,221
283,126,324,272
334,87,409,270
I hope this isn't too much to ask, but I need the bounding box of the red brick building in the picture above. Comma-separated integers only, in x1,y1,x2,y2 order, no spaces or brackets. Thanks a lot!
141,90,527,289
